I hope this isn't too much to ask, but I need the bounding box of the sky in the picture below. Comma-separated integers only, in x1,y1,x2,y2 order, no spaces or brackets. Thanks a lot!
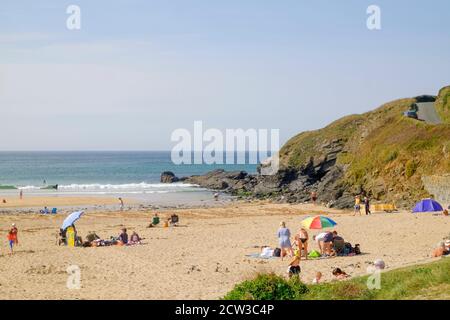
1,0,449,151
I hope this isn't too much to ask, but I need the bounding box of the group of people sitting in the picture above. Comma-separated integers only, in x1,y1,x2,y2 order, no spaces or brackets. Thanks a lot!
147,213,179,228
275,221,359,281
81,228,144,247
58,212,181,248
58,226,143,247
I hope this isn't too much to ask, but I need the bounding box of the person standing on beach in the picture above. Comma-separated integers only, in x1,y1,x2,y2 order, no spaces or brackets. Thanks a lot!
310,191,318,205
353,195,362,216
7,224,18,254
295,228,309,260
277,222,293,260
364,196,371,215
19,190,23,200
119,197,124,211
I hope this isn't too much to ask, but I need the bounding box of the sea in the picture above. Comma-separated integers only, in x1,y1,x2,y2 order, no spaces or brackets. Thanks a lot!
0,151,258,206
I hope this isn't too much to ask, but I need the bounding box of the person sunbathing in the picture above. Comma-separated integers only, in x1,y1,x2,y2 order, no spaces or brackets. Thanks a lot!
431,241,449,257
332,268,350,280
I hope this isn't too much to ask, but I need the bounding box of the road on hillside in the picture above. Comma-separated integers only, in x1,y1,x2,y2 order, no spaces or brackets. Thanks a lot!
417,102,442,124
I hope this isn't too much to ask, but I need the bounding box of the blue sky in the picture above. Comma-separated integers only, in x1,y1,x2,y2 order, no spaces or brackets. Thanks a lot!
1,0,449,150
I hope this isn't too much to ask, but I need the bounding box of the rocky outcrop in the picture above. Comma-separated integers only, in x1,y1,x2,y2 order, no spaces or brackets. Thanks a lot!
161,87,450,209
162,140,354,208
160,171,180,183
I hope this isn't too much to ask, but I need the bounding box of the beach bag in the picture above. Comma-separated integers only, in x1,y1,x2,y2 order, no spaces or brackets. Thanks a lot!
308,250,321,258
273,248,281,257
354,244,361,255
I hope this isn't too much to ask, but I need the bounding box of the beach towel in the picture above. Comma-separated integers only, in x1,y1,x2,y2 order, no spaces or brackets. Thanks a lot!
308,250,321,258
245,253,277,260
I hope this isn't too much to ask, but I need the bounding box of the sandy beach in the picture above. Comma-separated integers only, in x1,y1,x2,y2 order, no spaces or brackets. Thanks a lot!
0,198,448,300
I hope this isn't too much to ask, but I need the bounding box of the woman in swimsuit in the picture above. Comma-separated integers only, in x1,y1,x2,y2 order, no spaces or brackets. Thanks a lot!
295,228,309,260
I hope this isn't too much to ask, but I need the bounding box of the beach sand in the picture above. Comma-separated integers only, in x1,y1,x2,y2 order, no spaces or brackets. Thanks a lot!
0,200,448,299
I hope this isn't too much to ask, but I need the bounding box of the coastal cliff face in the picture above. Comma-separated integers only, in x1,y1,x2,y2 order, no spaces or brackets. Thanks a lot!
163,86,450,209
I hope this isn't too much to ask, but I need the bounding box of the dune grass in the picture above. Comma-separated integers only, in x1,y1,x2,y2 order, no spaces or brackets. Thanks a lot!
224,258,450,300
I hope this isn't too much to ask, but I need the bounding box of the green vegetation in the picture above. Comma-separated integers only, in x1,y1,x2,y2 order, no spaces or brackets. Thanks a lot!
234,189,254,198
0,185,17,190
224,258,450,300
436,86,450,124
223,273,308,300
279,86,450,206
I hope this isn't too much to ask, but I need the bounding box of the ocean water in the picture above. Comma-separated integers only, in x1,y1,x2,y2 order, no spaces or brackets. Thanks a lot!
0,152,258,198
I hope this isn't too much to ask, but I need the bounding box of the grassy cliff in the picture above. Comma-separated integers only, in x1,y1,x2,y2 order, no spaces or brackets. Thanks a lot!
279,87,450,207
436,86,450,124
224,258,450,300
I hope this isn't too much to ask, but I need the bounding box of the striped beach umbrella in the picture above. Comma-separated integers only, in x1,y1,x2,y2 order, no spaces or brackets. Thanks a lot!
301,215,337,229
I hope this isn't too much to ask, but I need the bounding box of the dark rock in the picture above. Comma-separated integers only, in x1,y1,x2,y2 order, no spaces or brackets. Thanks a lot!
160,171,179,183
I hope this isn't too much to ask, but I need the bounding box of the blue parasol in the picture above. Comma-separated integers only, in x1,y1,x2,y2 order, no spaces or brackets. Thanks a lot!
61,211,84,230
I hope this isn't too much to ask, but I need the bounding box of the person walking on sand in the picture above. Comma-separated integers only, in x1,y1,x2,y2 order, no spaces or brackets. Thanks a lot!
277,222,293,260
7,223,18,254
353,195,362,216
364,196,371,215
119,197,124,211
19,190,23,200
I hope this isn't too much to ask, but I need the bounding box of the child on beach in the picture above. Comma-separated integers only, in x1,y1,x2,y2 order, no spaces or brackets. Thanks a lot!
287,253,301,278
312,271,322,284
7,224,18,254
128,231,142,245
